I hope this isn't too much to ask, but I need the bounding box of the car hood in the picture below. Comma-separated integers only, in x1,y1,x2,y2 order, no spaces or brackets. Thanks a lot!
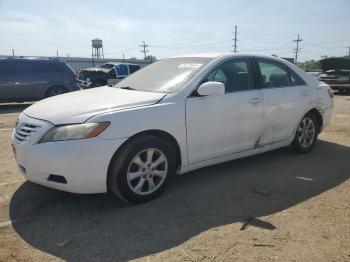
24,86,166,125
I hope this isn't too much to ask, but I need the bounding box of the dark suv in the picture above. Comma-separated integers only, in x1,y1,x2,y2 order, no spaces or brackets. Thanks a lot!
77,63,141,89
0,58,79,103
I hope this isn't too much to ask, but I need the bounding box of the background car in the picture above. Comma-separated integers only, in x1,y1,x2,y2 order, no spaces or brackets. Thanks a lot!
318,57,350,93
77,63,141,89
0,58,79,103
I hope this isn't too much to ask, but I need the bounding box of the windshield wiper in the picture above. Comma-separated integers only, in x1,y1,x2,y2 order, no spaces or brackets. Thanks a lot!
118,86,135,90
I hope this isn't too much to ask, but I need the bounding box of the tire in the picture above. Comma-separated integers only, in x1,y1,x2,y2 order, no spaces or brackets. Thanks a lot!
45,86,68,97
290,112,319,154
108,135,175,203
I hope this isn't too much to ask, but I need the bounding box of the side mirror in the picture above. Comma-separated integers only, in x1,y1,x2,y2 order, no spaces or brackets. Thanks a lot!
197,81,225,96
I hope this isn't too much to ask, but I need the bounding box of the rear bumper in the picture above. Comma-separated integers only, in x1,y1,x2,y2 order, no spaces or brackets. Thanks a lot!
321,107,332,131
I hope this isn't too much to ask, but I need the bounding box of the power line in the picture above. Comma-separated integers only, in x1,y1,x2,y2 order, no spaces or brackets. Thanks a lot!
140,40,149,59
232,25,238,53
293,34,303,64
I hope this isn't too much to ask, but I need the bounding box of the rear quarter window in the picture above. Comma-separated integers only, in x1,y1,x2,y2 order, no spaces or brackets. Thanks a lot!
289,69,306,86
0,61,13,75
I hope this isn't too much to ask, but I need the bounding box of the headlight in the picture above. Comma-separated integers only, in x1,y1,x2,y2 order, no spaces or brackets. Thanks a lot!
39,122,110,143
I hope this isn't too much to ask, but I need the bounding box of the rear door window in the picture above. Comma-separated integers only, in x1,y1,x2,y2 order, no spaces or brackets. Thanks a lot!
28,62,49,74
11,61,32,75
46,63,67,73
256,59,291,88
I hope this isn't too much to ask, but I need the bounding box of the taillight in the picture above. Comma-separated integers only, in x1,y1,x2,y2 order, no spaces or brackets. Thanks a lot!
327,88,334,98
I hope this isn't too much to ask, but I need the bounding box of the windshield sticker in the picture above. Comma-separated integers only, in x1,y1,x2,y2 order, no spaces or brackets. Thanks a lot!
177,63,202,69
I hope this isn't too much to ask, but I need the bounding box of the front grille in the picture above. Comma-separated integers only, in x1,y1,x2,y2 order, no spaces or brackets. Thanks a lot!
14,123,41,144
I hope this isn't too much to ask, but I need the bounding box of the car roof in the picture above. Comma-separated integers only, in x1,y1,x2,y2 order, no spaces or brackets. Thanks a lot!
168,53,294,65
103,62,140,66
0,58,64,63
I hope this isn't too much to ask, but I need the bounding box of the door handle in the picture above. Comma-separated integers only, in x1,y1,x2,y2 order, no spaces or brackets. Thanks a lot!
249,97,262,105
300,91,310,97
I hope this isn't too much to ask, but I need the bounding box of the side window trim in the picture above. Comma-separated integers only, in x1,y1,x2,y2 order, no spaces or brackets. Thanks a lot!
189,56,258,97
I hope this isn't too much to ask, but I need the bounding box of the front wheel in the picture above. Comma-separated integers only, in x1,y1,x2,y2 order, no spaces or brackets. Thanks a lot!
290,113,318,153
108,135,175,203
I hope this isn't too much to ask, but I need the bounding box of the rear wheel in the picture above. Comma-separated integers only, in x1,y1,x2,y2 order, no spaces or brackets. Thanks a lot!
290,113,318,153
108,135,175,203
45,86,68,97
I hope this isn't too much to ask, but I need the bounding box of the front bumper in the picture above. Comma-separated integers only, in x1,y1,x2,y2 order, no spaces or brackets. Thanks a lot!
77,79,93,89
12,114,127,194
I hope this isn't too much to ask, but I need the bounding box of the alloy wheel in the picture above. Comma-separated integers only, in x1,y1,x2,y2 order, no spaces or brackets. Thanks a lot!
126,148,168,195
297,117,316,148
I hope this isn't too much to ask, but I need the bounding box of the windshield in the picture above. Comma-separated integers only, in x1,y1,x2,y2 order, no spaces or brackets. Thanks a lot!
100,63,115,69
114,57,212,93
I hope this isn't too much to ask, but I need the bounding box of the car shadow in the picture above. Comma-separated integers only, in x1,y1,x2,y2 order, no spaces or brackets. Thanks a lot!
0,103,32,114
10,140,350,261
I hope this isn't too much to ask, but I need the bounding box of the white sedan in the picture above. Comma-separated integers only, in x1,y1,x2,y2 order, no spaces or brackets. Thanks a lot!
12,53,333,203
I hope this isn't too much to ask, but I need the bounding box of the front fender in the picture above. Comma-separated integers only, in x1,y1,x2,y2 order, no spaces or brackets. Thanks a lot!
88,101,189,166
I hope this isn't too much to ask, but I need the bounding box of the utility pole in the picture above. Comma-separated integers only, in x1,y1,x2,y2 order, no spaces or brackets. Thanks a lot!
293,34,303,64
140,41,149,59
56,50,59,59
12,49,14,57
122,53,125,61
347,46,350,57
232,25,238,53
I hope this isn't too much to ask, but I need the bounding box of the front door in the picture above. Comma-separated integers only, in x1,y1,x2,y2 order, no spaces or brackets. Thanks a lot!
186,57,263,164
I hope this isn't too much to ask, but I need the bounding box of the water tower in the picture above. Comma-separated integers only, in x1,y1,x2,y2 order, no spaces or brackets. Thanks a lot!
91,38,104,60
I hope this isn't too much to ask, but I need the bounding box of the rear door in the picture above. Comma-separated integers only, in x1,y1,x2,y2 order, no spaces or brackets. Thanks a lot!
13,61,48,101
0,60,15,101
255,58,311,145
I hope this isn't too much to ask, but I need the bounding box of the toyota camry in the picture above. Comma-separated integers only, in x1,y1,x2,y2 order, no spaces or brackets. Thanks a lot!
12,53,333,203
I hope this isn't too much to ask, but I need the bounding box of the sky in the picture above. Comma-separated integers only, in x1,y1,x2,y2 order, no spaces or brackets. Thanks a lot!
0,0,350,62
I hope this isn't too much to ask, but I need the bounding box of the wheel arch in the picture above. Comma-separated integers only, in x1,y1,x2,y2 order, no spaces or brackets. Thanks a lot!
107,129,182,189
44,83,68,97
306,108,323,133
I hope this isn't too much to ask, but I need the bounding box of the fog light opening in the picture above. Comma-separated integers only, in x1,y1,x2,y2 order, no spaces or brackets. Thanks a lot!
47,174,67,184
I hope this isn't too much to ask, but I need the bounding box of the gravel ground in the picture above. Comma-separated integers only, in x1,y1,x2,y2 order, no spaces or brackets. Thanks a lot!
0,95,349,262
